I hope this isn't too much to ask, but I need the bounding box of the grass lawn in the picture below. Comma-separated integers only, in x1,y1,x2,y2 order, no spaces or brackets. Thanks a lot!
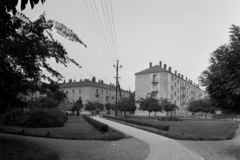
0,135,59,160
104,115,240,140
0,115,125,140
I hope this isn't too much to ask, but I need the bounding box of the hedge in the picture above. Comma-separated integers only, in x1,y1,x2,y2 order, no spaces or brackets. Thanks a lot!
103,115,169,131
83,115,108,132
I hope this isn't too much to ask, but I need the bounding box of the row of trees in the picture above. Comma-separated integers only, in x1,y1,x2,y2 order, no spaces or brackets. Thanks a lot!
137,93,178,118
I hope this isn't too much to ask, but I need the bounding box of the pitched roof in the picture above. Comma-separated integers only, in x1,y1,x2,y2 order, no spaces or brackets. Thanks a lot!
135,65,168,75
60,81,129,93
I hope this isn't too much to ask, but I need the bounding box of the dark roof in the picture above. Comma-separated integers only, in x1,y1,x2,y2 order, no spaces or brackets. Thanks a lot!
60,81,129,93
135,65,168,75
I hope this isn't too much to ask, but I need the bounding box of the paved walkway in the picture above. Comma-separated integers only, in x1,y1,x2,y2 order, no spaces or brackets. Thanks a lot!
92,116,204,160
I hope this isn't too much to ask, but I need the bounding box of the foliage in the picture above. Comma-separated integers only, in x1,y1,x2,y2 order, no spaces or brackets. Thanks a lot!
147,102,162,118
119,98,137,118
161,98,178,116
57,100,73,113
82,115,108,132
23,108,67,127
188,98,215,118
95,102,104,111
72,97,83,111
137,93,159,117
0,10,86,113
103,115,169,131
84,101,96,111
3,108,67,127
199,25,240,114
105,103,111,111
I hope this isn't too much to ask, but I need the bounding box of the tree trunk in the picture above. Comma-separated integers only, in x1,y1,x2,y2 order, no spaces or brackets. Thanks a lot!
205,112,207,119
155,112,156,118
149,111,150,117
124,111,127,119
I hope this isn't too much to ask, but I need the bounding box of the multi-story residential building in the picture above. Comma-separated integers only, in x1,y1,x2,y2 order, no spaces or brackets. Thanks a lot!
135,62,204,115
60,77,130,106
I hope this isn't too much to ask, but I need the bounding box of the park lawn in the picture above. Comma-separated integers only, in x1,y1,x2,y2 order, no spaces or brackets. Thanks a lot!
0,116,125,141
108,116,240,140
0,136,59,160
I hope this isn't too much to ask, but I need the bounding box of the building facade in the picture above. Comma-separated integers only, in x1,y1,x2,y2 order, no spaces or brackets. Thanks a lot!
60,77,130,106
135,62,204,115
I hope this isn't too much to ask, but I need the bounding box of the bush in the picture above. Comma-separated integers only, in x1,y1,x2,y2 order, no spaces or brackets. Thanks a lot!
2,108,25,126
83,115,108,132
22,108,67,127
157,116,183,121
103,115,169,131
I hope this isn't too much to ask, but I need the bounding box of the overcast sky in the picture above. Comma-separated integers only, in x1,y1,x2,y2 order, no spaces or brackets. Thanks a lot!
21,0,240,91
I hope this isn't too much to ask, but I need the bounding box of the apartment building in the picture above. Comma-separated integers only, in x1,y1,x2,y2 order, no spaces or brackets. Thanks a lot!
60,77,130,106
135,62,204,115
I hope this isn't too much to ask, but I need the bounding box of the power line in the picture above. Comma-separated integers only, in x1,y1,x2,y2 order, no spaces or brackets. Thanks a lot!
92,0,116,63
109,0,120,60
83,0,112,65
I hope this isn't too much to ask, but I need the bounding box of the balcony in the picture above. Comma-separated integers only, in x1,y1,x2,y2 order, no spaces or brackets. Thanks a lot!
151,89,158,94
151,79,159,84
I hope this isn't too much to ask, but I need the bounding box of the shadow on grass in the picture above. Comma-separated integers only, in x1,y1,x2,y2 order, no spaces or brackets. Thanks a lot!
0,136,58,160
0,116,125,141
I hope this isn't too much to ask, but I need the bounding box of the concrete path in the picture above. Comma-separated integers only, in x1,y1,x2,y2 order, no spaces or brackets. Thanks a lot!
92,116,204,160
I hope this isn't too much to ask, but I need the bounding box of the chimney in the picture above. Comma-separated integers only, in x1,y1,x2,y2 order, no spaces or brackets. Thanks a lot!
74,79,76,82
186,77,188,81
149,62,152,68
69,79,72,83
178,73,180,77
164,64,167,69
63,80,66,83
168,67,171,72
159,61,162,68
92,76,96,82
181,75,183,79
175,71,177,75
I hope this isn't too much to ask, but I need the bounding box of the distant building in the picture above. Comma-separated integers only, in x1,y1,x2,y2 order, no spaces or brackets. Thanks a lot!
60,77,130,106
135,62,205,116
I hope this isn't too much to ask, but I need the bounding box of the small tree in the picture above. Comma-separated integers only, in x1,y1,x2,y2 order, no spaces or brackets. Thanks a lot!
72,97,83,116
119,98,137,119
148,102,162,118
84,101,96,113
137,93,158,117
105,103,112,114
58,100,73,113
161,99,177,117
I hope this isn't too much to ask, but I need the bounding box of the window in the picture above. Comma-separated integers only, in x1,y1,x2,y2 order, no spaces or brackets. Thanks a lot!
106,91,108,94
171,95,173,100
102,90,103,94
174,92,176,96
175,83,176,87
178,79,179,84
72,89,74,93
171,86,173,91
106,96,109,101
96,89,98,93
153,75,156,81
79,89,81,93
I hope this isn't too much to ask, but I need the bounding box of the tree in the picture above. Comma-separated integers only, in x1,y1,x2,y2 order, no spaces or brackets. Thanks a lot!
72,97,83,114
161,99,178,117
58,99,73,113
147,102,162,118
0,13,86,113
199,25,240,114
188,98,215,119
119,98,137,119
137,93,158,117
84,101,96,112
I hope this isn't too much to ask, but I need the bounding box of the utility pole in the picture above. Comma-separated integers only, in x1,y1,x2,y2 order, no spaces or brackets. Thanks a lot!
113,60,122,117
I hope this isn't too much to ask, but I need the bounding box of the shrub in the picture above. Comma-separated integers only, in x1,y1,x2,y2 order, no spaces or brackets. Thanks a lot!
83,115,108,132
2,108,25,126
22,108,68,127
103,115,169,131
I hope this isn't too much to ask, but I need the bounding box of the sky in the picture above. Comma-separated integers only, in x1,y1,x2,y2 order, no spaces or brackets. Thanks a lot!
21,0,240,91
